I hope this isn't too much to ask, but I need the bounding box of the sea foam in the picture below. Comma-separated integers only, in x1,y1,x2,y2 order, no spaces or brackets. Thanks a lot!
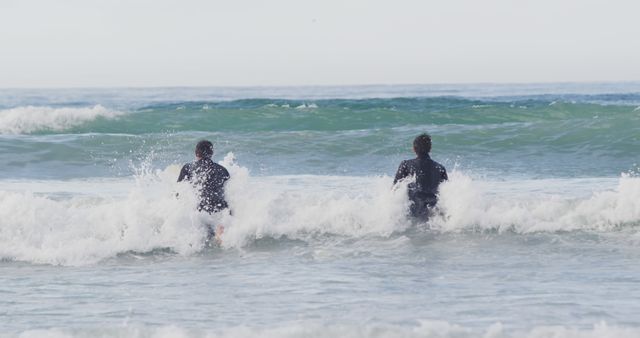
7,321,640,338
0,105,123,134
1,154,639,265
432,171,640,233
0,166,206,266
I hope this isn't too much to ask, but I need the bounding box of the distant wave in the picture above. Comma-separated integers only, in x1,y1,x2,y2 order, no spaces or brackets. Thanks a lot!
67,97,640,134
1,98,637,136
2,83,640,109
0,105,124,134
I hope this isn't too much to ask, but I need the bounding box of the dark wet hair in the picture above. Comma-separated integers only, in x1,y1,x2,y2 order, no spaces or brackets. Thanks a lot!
413,133,432,157
195,140,214,158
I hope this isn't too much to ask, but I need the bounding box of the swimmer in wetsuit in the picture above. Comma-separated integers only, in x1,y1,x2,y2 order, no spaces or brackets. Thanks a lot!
178,140,230,242
393,133,448,219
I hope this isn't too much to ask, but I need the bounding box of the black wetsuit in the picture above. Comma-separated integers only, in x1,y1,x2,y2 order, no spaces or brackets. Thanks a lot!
393,155,448,218
177,158,230,214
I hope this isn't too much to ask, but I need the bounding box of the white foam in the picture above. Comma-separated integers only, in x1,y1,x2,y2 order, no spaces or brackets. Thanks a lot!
217,156,640,245
294,103,318,109
432,172,640,233
217,153,411,248
0,105,123,134
0,167,206,266
1,154,639,265
7,321,640,338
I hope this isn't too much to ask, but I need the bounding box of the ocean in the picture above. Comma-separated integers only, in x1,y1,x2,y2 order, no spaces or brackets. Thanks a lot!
1,83,640,337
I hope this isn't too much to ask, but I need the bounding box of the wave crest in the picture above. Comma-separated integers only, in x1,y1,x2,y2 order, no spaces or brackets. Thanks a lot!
431,172,640,233
0,105,123,134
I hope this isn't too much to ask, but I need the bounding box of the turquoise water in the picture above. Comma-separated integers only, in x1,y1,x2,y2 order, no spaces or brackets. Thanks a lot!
1,83,640,337
1,91,639,179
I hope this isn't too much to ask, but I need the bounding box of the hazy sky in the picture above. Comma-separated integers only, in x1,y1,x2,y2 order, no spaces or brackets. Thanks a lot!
1,0,639,88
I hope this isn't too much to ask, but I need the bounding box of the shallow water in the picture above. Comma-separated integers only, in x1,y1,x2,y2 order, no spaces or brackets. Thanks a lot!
1,83,640,337
4,231,640,332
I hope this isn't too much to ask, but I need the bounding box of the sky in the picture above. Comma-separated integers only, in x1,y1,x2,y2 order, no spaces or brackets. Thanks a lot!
1,0,639,88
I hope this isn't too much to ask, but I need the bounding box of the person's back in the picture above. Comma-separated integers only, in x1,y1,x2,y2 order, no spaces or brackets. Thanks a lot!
393,134,448,218
178,140,230,214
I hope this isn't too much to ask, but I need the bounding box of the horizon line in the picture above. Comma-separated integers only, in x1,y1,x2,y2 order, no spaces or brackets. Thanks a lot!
2,80,640,91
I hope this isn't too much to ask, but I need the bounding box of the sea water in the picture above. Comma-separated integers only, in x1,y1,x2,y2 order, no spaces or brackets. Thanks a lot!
1,83,640,337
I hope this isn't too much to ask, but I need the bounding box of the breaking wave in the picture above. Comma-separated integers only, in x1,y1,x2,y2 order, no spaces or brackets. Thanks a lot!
0,105,124,134
1,154,639,266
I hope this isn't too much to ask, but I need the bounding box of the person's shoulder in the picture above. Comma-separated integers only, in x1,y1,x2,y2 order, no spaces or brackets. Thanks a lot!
432,159,447,173
181,162,194,172
397,159,413,171
403,158,418,166
211,162,227,170
433,159,446,168
212,162,230,175
177,162,194,182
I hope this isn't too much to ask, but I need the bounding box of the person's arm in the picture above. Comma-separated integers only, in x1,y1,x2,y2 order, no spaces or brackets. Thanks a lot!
222,167,230,182
213,165,230,186
440,166,448,182
220,166,232,215
393,161,409,185
177,164,190,182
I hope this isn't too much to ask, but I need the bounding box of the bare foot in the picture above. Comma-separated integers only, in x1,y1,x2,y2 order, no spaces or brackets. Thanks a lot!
214,225,225,245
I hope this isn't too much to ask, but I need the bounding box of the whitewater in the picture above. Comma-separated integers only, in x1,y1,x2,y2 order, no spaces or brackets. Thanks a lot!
1,83,640,337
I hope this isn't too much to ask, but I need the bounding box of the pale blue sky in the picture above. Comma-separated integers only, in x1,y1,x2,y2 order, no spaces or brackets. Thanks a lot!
1,0,639,87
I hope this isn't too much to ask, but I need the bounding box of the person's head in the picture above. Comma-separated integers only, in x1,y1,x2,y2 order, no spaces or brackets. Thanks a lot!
195,140,214,159
413,133,432,157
